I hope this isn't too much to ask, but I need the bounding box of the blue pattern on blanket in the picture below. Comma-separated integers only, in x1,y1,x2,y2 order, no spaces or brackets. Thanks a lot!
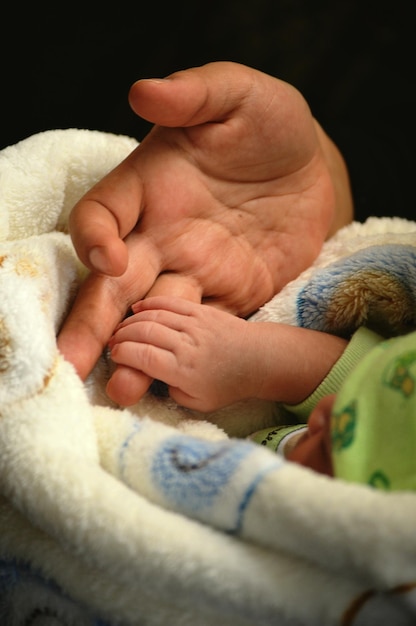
297,244,416,337
151,435,282,533
118,419,143,476
0,559,111,625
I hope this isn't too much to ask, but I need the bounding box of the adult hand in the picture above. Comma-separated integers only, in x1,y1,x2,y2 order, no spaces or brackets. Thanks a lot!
57,61,353,402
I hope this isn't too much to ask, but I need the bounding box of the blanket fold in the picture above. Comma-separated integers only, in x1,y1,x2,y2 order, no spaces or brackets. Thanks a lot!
1,129,415,626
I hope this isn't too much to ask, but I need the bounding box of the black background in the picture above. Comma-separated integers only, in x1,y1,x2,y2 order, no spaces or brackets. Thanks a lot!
2,1,414,219
2,1,412,145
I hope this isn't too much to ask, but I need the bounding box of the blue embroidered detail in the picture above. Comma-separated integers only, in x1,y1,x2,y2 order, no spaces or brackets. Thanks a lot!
151,436,254,512
151,434,284,533
118,420,143,480
232,464,277,535
0,560,21,590
0,559,113,625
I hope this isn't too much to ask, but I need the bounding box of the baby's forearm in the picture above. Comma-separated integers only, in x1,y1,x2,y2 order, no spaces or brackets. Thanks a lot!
247,322,348,405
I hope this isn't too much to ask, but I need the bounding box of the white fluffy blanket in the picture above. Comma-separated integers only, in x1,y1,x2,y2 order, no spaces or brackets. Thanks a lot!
1,129,416,626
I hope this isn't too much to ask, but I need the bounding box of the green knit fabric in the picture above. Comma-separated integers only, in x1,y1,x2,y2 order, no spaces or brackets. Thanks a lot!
285,327,384,420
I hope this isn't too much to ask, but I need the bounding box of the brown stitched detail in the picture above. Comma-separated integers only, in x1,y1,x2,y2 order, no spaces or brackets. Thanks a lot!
43,367,54,389
341,582,416,625
42,356,58,391
341,589,375,626
15,257,39,277
0,318,12,371
389,581,416,595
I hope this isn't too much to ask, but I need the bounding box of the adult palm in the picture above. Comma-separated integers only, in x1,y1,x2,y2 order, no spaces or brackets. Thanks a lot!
58,62,351,402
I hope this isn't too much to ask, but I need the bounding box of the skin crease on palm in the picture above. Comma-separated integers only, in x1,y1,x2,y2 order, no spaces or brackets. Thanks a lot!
57,62,353,406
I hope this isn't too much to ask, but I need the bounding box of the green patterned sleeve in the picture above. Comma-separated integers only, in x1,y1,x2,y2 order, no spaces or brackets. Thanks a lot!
284,326,385,421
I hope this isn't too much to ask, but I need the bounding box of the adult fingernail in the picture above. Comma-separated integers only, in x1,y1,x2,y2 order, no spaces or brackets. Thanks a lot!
134,78,167,87
89,246,112,274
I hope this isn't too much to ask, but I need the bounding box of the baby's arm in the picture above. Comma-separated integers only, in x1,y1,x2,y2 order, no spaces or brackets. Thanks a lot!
108,296,347,411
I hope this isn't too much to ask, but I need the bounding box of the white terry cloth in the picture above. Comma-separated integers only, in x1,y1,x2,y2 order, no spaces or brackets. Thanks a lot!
0,129,416,626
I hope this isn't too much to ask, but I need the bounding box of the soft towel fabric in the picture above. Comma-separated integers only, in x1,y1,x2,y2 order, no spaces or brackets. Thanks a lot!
1,129,416,626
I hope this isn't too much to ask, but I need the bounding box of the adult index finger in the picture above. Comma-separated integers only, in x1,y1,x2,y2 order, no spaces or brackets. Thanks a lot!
57,231,164,379
68,151,145,276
